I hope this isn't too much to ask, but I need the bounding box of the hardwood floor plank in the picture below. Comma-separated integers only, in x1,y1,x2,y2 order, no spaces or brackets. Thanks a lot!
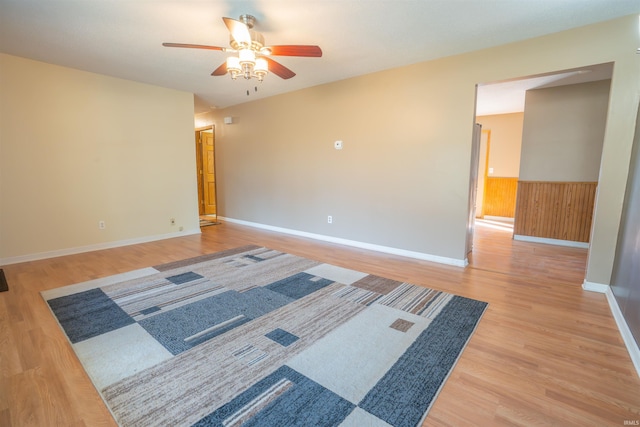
1,219,638,426
7,369,47,426
427,381,501,426
0,409,11,427
0,298,22,379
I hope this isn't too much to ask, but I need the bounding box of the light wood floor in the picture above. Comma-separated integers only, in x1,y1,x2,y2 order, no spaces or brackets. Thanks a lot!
1,220,639,426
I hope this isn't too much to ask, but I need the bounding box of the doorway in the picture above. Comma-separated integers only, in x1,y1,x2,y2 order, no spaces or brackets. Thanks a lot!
195,126,217,223
468,63,613,274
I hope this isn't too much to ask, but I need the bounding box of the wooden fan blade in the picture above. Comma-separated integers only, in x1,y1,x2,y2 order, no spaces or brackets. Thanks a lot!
211,62,227,76
267,45,322,57
264,57,296,79
162,42,226,51
223,17,251,46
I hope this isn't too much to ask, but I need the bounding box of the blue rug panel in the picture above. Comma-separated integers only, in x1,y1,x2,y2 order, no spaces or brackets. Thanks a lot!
47,288,135,344
358,296,488,427
266,272,334,300
265,328,299,347
139,288,294,355
140,306,161,315
192,365,355,427
166,271,204,285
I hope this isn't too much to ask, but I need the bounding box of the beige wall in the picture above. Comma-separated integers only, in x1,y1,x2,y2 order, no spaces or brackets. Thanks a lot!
200,14,639,284
211,69,480,262
476,113,523,178
0,54,199,263
519,80,611,182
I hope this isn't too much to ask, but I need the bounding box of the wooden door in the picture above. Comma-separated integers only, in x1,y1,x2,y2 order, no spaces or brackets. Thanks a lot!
200,130,217,215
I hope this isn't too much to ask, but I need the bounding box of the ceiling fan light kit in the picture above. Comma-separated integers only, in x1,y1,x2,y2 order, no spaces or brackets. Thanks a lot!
163,14,322,83
226,48,268,81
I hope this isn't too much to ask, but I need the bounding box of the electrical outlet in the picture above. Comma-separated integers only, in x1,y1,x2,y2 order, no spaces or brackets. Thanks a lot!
170,218,176,225
327,215,333,224
98,221,106,229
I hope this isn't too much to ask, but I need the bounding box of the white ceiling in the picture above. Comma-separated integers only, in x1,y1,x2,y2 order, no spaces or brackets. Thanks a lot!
476,62,615,116
1,1,638,113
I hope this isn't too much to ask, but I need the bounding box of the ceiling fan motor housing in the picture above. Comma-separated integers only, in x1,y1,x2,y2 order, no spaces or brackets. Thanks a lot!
229,14,266,52
230,31,265,52
239,14,256,28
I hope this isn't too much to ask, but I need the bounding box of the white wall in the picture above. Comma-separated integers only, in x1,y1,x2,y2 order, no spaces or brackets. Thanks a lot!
0,54,200,263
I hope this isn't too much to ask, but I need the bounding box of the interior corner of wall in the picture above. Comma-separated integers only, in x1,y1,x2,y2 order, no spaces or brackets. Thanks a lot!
581,280,609,293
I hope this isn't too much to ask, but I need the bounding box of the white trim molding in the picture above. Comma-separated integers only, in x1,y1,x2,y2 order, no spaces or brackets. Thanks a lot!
514,234,589,249
220,217,468,267
581,280,610,293
0,229,201,266
483,216,514,223
583,281,640,378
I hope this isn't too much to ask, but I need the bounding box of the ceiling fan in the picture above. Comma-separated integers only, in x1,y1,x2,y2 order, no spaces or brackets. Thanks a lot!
162,14,322,81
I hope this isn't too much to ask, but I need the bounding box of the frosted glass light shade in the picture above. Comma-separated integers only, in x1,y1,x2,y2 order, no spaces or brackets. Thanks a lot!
254,57,268,73
226,56,241,72
238,49,255,65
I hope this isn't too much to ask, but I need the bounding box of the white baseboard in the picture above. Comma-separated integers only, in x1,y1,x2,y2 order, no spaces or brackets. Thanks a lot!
581,280,610,293
483,216,514,223
513,234,589,249
219,217,468,267
583,281,640,379
0,229,201,266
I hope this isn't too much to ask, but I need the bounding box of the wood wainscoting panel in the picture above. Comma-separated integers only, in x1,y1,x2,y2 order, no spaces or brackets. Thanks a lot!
514,181,597,242
483,177,518,218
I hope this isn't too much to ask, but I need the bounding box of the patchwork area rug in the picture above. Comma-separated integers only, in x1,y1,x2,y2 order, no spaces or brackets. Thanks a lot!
42,245,487,427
